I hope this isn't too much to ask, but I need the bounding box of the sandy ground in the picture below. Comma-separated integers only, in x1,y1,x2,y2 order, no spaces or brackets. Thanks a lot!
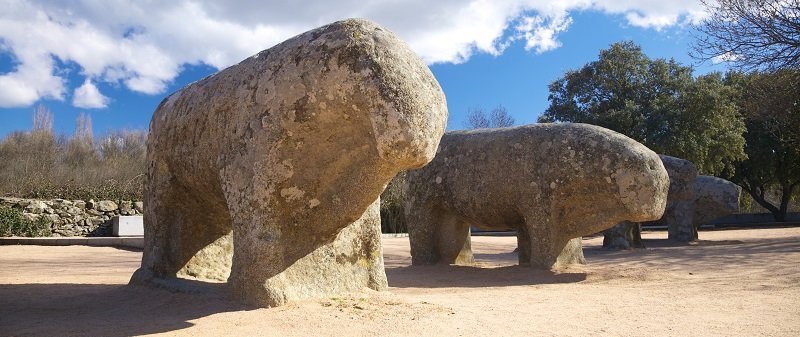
1,227,799,337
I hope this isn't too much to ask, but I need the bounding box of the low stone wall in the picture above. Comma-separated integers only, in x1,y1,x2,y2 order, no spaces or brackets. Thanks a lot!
0,197,142,237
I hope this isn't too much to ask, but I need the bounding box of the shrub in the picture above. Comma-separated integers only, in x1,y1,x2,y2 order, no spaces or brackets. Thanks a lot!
0,207,51,237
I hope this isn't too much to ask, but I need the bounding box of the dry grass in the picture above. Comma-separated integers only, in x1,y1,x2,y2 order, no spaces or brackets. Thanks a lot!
0,106,146,201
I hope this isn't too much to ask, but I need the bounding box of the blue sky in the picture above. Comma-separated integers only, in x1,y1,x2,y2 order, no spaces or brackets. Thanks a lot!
0,1,727,137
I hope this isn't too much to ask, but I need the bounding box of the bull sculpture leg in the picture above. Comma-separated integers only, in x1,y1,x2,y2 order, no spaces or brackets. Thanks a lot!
407,202,473,265
517,224,531,265
522,210,585,269
131,163,231,286
435,211,474,265
226,197,386,307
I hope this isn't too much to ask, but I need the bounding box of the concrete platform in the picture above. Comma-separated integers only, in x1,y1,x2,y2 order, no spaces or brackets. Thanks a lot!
1,234,405,248
0,236,143,249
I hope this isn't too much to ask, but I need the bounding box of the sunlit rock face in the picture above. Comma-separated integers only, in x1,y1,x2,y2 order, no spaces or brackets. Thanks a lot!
130,19,448,307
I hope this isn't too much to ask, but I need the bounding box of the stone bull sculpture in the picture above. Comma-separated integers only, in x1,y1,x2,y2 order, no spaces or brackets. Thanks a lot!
130,19,448,307
604,155,697,249
604,172,740,249
692,175,741,233
659,155,699,242
405,123,670,269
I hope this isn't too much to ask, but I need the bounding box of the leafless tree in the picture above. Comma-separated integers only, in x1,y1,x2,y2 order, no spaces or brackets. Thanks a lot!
465,107,490,129
32,104,53,132
692,0,800,70
464,105,516,129
489,106,515,128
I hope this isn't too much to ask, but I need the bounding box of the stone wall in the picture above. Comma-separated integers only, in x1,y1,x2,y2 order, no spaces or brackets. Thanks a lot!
0,197,142,237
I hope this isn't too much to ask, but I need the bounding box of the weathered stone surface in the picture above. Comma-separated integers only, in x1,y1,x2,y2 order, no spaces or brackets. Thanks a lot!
603,155,699,247
24,200,47,214
178,233,234,282
95,200,118,212
119,201,133,215
404,123,669,269
44,214,60,223
53,199,73,208
0,197,22,206
693,175,740,229
129,19,447,307
659,155,698,242
602,221,644,250
73,200,86,209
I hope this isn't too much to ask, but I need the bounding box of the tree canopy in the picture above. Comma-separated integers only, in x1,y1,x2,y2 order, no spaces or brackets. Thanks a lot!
727,70,800,221
539,41,746,175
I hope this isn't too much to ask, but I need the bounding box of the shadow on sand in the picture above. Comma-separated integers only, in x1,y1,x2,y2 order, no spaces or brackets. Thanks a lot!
387,263,586,289
582,234,800,271
639,238,745,248
0,280,250,337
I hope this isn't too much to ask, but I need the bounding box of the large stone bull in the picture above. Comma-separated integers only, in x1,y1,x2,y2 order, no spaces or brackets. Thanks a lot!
130,19,448,307
405,123,669,269
693,175,741,232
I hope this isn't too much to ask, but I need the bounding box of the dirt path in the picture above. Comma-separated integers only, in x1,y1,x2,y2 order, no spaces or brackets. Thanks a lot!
1,227,798,336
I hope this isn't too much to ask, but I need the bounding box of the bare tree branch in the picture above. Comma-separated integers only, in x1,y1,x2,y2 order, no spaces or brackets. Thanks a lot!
464,105,516,129
488,105,515,128
464,107,490,129
692,0,800,71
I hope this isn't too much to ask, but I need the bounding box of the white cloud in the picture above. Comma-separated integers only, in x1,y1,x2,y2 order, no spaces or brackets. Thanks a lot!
72,79,109,109
515,14,574,54
592,0,707,28
0,57,64,108
0,0,708,108
712,52,739,64
0,2,65,108
625,12,679,30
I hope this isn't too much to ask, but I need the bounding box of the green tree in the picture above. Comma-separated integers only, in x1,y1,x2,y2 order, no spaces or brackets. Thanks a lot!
539,41,746,175
728,70,800,221
666,72,747,174
379,171,407,233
